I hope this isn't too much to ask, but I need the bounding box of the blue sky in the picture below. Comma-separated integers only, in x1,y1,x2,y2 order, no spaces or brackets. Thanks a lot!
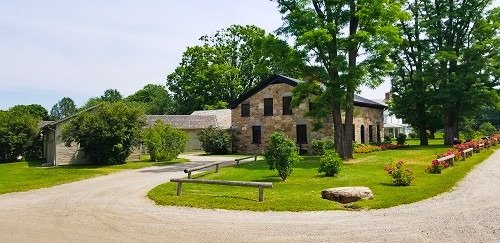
1,0,498,110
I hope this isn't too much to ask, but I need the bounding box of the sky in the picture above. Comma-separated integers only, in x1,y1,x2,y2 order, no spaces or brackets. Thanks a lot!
1,0,499,110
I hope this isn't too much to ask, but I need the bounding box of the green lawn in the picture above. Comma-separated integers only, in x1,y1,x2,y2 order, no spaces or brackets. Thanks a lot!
0,157,188,195
148,144,496,211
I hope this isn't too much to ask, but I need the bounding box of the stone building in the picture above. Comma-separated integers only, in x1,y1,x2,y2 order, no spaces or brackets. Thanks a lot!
230,75,386,154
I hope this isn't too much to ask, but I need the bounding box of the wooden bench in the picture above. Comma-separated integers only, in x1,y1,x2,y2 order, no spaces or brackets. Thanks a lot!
462,148,473,159
184,161,221,179
235,155,258,166
437,154,455,165
478,143,485,150
170,178,273,202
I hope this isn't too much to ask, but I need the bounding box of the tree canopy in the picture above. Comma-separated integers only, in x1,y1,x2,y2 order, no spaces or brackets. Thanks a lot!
126,84,176,115
50,97,77,120
9,104,50,120
166,24,305,114
390,0,499,145
275,0,406,158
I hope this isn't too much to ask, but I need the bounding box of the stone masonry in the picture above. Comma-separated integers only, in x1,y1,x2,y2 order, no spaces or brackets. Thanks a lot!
231,82,384,154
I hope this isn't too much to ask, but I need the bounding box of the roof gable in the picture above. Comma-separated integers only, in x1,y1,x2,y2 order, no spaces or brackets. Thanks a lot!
229,74,386,109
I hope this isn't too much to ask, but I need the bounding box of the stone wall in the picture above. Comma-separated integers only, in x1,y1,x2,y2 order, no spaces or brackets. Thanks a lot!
231,83,384,154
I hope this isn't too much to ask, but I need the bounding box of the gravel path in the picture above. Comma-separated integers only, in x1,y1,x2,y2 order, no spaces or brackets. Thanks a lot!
0,151,499,242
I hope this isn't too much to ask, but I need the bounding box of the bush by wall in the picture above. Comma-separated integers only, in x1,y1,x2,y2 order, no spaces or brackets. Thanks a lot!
198,126,232,155
61,102,144,165
310,138,335,155
143,120,189,162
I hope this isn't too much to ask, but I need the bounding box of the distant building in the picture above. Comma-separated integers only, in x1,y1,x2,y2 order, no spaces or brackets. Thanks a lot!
374,92,413,138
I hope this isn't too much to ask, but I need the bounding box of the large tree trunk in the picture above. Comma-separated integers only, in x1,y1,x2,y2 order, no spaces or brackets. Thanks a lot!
443,111,459,145
418,124,429,146
331,99,354,160
416,103,428,145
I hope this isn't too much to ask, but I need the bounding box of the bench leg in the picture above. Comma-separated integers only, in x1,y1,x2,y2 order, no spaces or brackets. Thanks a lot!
258,186,264,202
254,156,257,161
188,172,192,179
215,164,219,173
176,182,183,196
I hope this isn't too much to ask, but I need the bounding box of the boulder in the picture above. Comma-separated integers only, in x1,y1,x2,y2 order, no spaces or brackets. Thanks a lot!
321,187,374,203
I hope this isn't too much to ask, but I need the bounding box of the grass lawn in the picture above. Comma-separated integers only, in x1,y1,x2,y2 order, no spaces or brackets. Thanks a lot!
148,144,497,211
0,157,188,195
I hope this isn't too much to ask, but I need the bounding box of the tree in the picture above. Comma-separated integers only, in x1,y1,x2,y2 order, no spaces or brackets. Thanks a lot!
9,104,49,120
50,97,77,120
143,120,189,161
101,89,123,102
264,132,301,181
0,110,39,161
61,102,144,165
389,0,435,145
166,24,305,114
127,84,176,115
275,0,405,158
421,1,499,145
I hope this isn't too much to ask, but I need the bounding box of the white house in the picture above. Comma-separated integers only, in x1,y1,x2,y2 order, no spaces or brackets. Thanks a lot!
374,93,413,138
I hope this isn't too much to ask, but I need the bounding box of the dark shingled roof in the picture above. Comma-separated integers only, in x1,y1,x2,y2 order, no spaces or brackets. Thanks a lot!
145,115,218,130
229,74,387,109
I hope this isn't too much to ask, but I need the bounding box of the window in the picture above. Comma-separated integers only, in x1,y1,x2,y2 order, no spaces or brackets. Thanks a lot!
282,96,293,115
252,126,261,144
296,124,307,144
360,125,365,144
369,125,373,142
264,98,273,116
377,124,381,142
241,103,250,117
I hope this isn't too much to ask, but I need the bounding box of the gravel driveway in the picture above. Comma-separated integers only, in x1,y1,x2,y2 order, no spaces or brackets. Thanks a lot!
0,151,499,242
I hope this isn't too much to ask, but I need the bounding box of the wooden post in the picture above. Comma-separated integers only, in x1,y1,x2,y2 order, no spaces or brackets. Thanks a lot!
188,172,192,179
215,163,219,173
176,182,183,196
258,186,264,202
254,156,257,161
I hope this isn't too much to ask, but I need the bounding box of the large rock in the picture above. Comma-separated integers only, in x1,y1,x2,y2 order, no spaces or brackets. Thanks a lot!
321,187,374,203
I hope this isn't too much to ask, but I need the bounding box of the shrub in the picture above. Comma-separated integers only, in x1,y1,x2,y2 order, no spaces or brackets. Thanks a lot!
0,110,39,162
310,138,335,155
61,102,144,165
198,126,232,155
143,120,189,162
384,161,414,186
318,150,342,176
479,122,497,136
408,132,417,139
396,133,407,145
264,132,302,181
383,134,392,143
426,159,449,174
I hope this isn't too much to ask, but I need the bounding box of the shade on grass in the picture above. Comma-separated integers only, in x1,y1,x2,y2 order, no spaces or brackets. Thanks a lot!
0,158,188,194
148,144,496,211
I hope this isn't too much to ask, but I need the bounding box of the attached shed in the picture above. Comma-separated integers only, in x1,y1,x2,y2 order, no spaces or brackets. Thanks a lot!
40,106,141,166
145,115,217,151
145,109,231,151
